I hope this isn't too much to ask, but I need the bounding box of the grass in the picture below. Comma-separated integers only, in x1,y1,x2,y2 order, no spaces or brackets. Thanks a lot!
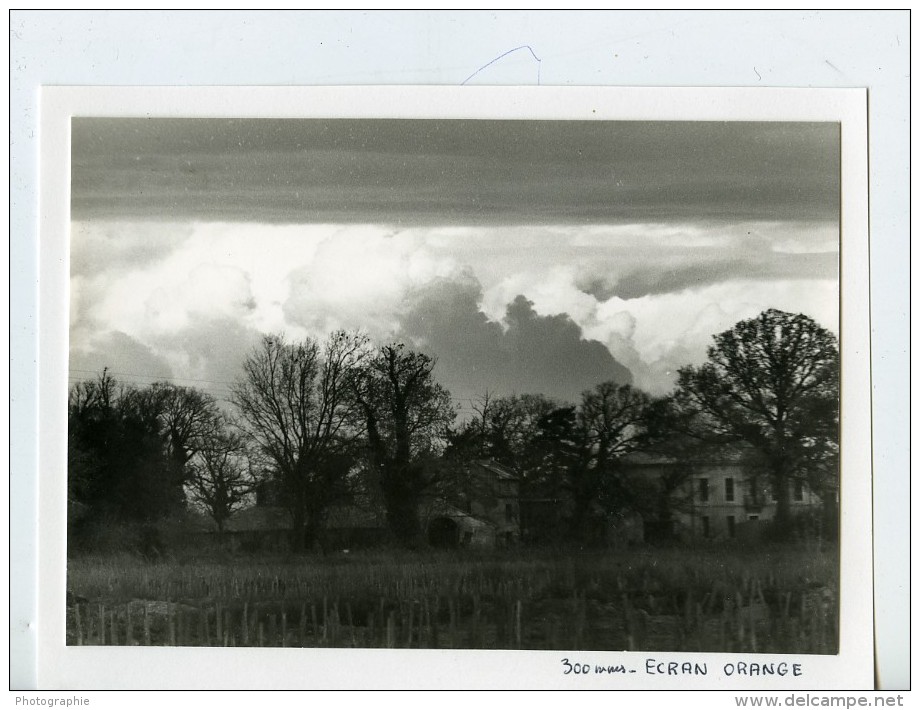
66,545,838,653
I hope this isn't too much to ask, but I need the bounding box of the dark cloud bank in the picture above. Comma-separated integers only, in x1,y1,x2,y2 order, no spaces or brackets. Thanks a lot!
72,118,840,226
70,330,175,383
399,276,632,404
69,318,265,402
577,250,839,301
70,273,633,407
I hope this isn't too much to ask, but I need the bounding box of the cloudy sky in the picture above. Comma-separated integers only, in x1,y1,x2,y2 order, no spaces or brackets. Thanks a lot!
69,118,839,407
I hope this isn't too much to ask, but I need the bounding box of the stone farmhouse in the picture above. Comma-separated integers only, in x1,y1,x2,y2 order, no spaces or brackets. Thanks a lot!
422,459,521,548
199,459,522,552
197,453,829,550
619,452,827,543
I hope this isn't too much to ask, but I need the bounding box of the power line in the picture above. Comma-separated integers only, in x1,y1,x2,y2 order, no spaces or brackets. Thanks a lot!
69,368,238,388
67,373,236,401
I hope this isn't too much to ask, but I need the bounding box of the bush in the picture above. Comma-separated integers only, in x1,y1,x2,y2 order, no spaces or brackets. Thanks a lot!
68,510,209,559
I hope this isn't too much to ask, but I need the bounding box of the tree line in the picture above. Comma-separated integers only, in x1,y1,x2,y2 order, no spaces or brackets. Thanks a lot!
67,308,839,554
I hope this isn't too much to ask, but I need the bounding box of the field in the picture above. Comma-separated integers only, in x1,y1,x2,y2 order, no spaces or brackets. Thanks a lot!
66,545,838,653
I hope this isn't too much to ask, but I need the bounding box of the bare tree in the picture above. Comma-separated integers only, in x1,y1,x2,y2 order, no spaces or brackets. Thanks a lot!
124,382,223,491
572,382,652,539
351,343,455,546
186,422,255,544
231,331,368,551
465,392,559,474
579,382,651,473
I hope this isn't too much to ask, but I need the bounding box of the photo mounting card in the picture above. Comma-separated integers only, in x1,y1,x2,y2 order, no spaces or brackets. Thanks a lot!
38,85,871,690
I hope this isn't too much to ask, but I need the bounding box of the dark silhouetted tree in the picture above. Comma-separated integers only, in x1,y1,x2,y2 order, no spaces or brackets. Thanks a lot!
446,392,558,475
186,422,255,545
675,309,839,533
350,343,455,546
68,370,120,520
232,331,368,551
573,382,652,543
68,371,217,552
521,405,584,543
448,385,652,545
120,381,223,510
632,395,723,541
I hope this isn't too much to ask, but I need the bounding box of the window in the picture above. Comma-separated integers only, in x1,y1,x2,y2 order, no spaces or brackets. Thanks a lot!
748,514,760,521
724,477,735,502
726,515,736,538
505,503,514,523
794,480,805,502
697,478,710,503
255,481,268,506
701,515,710,538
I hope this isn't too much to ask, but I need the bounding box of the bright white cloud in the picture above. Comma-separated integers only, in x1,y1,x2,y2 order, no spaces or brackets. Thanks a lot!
481,265,599,326
72,222,324,338
69,219,839,397
283,226,467,338
590,278,839,393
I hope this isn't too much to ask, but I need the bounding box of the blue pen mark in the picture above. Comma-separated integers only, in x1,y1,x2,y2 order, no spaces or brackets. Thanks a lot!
461,45,542,86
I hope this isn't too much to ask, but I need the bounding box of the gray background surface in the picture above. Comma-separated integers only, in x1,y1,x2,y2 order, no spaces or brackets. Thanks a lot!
10,10,909,690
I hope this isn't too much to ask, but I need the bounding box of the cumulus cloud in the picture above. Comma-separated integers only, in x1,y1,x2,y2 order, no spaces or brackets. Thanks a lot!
69,221,193,335
589,278,839,394
86,255,257,337
70,221,193,278
69,330,176,383
69,316,266,403
156,315,266,391
68,219,839,402
67,116,841,405
70,221,324,339
398,276,632,404
68,222,322,395
283,226,466,339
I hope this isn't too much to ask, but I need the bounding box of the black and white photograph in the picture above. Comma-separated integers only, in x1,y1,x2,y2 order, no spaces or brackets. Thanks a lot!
35,85,873,690
66,109,842,644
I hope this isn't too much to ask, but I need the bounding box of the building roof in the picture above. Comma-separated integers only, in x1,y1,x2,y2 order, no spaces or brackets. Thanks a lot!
473,459,519,480
619,451,677,466
620,447,752,467
426,500,497,529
